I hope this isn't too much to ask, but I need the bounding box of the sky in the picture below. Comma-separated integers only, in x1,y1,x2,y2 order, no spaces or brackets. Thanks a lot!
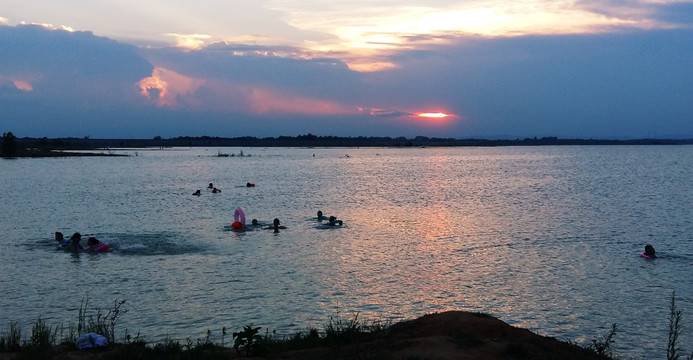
1,0,693,139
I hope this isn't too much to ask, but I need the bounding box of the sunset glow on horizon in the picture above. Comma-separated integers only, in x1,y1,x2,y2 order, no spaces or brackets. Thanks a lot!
416,112,450,119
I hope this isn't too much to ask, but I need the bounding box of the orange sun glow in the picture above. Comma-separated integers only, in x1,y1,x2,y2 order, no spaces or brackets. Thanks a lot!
416,112,449,118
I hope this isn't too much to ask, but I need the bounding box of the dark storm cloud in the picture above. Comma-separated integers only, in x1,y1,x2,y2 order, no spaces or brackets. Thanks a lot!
1,24,154,136
0,24,153,105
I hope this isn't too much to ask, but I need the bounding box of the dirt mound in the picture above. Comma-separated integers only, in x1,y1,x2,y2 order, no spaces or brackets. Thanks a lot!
270,311,601,360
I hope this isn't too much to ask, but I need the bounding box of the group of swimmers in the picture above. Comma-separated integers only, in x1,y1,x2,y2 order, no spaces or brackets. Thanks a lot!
55,231,110,253
193,183,221,195
230,210,343,233
233,217,287,233
317,210,343,226
193,182,256,195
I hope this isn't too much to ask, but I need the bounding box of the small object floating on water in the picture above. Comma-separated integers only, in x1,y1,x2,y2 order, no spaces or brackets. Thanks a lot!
193,190,201,196
232,207,246,229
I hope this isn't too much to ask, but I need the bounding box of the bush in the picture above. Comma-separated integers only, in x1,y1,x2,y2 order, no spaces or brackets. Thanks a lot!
1,132,19,157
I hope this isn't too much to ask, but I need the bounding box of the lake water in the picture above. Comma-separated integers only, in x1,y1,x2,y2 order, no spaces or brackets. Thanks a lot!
1,145,692,358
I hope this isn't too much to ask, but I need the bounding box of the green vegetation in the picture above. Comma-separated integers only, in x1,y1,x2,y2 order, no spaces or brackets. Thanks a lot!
589,323,617,358
0,322,21,352
1,294,692,359
667,291,693,360
232,325,261,356
77,297,128,343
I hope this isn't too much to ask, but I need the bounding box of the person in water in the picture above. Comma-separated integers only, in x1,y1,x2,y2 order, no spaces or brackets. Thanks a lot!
86,237,109,253
644,244,657,258
266,218,287,232
69,232,84,252
193,189,201,196
208,183,214,189
55,231,70,249
327,216,343,226
212,187,221,193
317,210,327,221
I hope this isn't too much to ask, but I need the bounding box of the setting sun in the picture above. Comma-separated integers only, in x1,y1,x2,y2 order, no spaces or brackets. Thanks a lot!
416,112,449,118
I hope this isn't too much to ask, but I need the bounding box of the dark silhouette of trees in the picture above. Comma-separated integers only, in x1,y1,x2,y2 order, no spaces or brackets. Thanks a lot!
1,132,19,157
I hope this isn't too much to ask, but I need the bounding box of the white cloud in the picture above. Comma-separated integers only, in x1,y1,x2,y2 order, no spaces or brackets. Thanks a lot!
165,33,211,50
266,0,684,56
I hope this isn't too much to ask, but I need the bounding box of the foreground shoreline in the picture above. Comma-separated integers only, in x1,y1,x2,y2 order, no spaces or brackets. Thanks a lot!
0,311,610,360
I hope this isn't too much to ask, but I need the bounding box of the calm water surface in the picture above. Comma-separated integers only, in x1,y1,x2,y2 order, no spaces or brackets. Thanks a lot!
1,146,692,358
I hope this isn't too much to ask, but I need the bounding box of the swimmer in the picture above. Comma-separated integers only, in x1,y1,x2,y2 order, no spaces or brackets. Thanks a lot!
55,232,71,250
327,216,343,226
212,187,221,193
208,183,214,189
69,232,84,253
251,219,259,226
317,210,327,221
246,182,255,187
55,231,69,249
644,244,657,258
193,190,201,196
86,237,110,253
266,218,287,232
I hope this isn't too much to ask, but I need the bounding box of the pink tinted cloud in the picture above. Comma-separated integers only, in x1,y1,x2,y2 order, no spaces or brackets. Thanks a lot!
139,66,358,116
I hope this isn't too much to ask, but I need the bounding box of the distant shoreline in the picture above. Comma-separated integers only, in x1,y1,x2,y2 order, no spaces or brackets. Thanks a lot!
13,135,693,152
1,148,129,158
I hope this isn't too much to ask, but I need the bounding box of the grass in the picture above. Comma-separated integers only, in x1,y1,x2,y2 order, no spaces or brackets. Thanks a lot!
0,322,20,352
0,301,389,359
0,295,691,359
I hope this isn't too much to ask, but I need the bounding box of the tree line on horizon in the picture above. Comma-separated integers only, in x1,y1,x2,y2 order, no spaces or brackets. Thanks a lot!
4,132,692,155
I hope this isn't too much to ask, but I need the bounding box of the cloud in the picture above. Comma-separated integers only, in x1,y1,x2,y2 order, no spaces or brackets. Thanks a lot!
358,28,693,138
165,33,211,49
363,108,413,117
0,24,152,98
650,1,693,25
0,24,155,135
2,19,693,139
136,65,358,116
141,43,363,103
